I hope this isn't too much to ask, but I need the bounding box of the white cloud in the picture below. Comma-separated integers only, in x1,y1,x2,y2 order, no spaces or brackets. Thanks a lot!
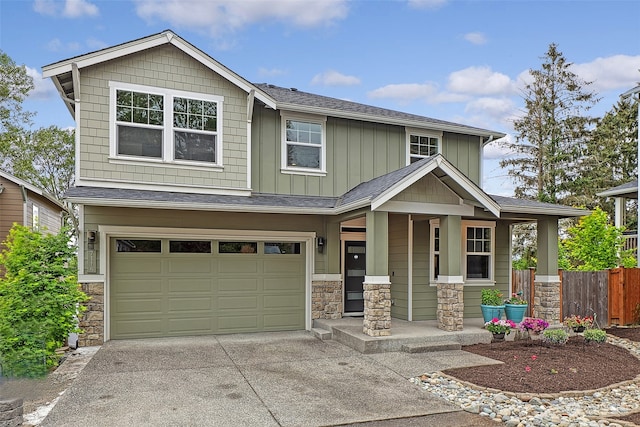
464,32,487,45
483,136,515,160
407,0,448,9
134,0,349,36
34,0,98,17
571,55,640,93
45,38,81,52
25,67,57,100
258,67,287,78
448,66,516,96
465,97,516,122
311,70,360,86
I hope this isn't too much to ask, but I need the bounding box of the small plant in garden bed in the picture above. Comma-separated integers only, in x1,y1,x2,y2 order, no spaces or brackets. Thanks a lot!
485,318,516,334
541,329,569,346
519,317,549,334
563,315,593,329
583,329,607,343
505,291,527,305
481,288,503,306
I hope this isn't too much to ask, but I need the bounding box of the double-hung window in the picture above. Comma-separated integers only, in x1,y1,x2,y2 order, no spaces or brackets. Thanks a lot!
111,82,223,166
406,129,442,164
281,113,326,175
429,220,495,284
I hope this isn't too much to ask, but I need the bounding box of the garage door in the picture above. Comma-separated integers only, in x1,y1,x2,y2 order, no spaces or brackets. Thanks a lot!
110,238,306,339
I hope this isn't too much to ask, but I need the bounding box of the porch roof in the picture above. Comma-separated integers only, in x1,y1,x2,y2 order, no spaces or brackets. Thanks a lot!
596,179,638,199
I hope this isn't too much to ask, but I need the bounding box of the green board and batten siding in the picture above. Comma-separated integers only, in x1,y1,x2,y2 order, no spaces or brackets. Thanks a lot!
110,239,306,338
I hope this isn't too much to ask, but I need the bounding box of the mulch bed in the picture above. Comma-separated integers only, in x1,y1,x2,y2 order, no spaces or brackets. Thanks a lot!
442,327,640,425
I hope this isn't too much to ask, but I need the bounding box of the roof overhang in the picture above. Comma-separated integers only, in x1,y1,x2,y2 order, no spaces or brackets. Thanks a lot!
42,30,276,117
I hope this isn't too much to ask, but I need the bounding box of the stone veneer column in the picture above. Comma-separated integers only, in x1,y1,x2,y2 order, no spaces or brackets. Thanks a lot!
362,277,391,337
534,277,561,325
436,282,464,331
78,282,104,346
311,276,343,320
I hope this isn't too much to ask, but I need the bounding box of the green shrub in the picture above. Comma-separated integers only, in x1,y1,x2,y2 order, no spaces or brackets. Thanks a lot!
0,225,87,377
481,288,503,306
583,329,607,343
541,329,569,346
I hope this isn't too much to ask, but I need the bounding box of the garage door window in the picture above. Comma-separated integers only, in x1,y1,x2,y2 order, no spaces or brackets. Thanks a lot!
265,242,301,254
219,242,257,254
116,239,161,252
169,240,211,253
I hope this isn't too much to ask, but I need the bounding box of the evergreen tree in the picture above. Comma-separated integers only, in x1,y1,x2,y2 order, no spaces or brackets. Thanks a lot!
500,43,599,204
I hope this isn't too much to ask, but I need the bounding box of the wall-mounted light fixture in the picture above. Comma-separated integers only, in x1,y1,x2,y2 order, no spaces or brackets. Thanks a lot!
317,236,325,253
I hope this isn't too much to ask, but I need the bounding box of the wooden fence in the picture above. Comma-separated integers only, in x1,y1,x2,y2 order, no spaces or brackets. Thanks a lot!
512,267,640,327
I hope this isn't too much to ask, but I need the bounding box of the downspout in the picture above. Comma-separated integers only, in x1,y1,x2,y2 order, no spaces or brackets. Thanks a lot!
20,185,28,226
408,214,413,321
246,89,255,190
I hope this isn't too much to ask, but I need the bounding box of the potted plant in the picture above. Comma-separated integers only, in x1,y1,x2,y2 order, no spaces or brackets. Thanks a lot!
484,318,516,340
480,288,505,322
563,315,593,332
518,317,549,337
504,291,528,323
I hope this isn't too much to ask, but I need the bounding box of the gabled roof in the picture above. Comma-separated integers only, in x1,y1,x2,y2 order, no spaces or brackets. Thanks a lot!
0,170,66,210
489,195,588,218
255,83,504,139
596,180,638,199
42,30,277,116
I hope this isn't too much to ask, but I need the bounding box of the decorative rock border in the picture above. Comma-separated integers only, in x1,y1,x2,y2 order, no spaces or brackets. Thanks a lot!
0,398,23,427
411,334,640,426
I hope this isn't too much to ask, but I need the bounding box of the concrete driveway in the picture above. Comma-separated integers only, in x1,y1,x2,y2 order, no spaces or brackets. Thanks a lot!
40,331,497,426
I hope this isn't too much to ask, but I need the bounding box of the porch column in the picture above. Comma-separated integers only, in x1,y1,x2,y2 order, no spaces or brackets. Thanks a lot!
535,217,561,325
436,215,464,331
363,211,391,336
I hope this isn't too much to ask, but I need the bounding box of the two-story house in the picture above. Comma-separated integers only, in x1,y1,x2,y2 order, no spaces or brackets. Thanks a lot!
42,31,585,346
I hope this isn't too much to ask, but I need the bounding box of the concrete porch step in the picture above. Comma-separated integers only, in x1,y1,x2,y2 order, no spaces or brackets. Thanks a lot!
401,341,462,353
311,327,332,341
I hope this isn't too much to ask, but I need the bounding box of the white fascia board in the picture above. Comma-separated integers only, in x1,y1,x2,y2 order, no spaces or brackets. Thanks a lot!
74,177,252,196
275,103,505,139
596,187,638,198
500,205,590,218
66,197,336,215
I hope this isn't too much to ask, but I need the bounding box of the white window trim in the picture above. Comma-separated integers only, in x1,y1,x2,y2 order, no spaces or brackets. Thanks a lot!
280,111,327,176
428,219,496,286
406,128,443,165
109,81,224,167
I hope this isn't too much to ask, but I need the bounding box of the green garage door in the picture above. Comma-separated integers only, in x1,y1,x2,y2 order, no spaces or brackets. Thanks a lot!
110,238,306,339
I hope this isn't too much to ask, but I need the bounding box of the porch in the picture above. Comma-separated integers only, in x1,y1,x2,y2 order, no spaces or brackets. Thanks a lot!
312,317,492,354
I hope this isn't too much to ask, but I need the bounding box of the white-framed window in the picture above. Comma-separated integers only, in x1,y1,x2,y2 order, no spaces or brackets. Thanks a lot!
281,112,326,175
429,219,495,284
110,82,223,166
406,128,442,164
32,205,40,231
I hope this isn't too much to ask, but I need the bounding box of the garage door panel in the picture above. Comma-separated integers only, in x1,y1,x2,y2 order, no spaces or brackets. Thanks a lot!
264,294,304,309
218,278,259,292
168,279,214,293
114,298,163,314
219,259,258,274
169,297,212,311
168,317,213,334
111,238,306,339
167,258,214,274
112,279,162,294
114,258,163,274
217,296,258,310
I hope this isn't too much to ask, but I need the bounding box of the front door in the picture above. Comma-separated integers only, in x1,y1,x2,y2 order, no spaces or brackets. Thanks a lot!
344,241,366,313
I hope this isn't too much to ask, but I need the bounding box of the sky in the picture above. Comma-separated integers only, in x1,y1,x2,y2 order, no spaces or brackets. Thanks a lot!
1,0,639,196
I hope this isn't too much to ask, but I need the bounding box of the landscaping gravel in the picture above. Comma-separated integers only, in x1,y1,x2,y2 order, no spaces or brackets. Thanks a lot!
411,334,640,427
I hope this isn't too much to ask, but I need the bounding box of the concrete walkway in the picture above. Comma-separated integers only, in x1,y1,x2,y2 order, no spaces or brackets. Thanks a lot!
41,331,500,426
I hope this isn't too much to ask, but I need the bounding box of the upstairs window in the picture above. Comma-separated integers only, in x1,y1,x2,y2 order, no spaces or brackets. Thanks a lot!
281,113,326,175
111,82,223,166
406,129,442,164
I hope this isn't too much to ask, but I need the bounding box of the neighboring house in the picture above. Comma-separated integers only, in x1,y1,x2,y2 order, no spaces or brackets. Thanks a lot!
42,31,586,346
597,179,638,255
0,170,65,247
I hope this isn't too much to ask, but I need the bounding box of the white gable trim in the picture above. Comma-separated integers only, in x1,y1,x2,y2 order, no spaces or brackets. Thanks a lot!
370,155,501,217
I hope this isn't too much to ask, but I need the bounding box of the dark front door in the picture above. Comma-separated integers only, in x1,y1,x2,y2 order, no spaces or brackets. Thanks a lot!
344,241,366,313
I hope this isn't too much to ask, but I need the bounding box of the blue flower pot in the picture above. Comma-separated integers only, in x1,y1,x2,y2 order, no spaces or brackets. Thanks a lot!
480,304,505,323
504,303,528,323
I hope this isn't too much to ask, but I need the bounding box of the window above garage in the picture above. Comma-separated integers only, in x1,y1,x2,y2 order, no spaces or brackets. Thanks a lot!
109,82,224,168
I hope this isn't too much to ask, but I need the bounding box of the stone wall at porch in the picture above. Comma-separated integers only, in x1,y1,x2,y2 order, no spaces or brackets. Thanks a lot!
79,282,104,347
534,280,561,325
311,279,343,320
363,281,391,336
436,283,464,331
